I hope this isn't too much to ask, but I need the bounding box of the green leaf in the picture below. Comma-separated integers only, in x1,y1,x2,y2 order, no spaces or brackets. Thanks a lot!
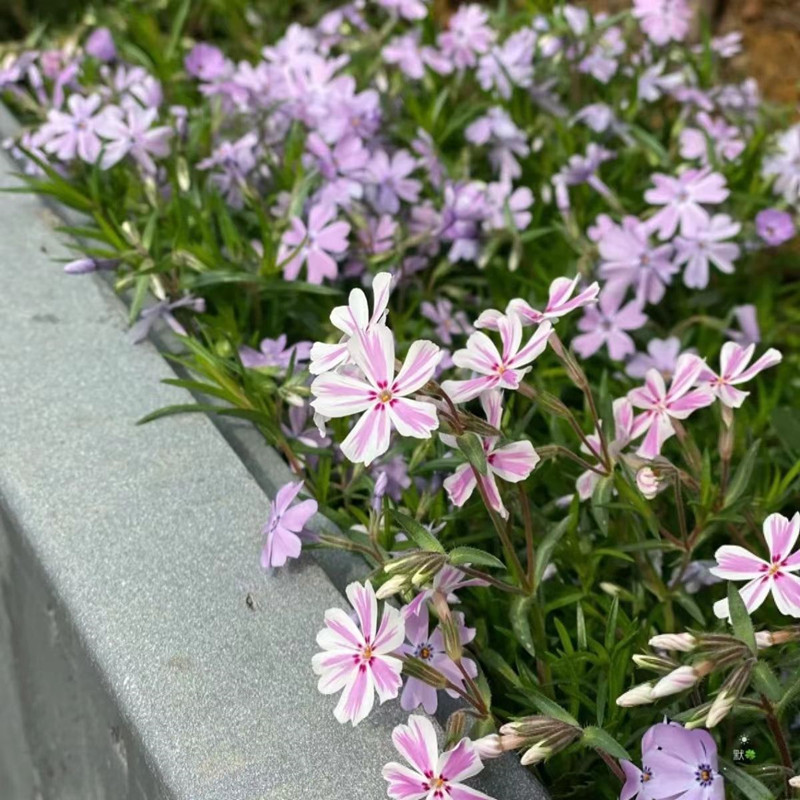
456,432,488,477
534,516,570,589
581,726,630,761
718,759,775,800
724,440,760,508
591,476,613,537
510,595,536,658
752,661,782,703
448,546,506,570
604,597,619,652
772,407,800,456
527,690,580,727
727,582,757,655
391,511,445,553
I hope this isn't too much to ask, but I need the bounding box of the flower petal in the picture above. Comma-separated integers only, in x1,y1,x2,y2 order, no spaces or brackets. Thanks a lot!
310,371,374,417
341,404,392,465
334,664,375,725
381,762,429,800
710,545,768,580
389,397,439,439
346,580,378,643
350,325,395,390
437,738,482,783
392,714,439,775
763,512,800,563
489,440,540,482
713,575,771,619
393,340,442,396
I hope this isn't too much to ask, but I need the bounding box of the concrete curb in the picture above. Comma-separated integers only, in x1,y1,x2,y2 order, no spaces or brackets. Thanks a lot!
0,108,548,799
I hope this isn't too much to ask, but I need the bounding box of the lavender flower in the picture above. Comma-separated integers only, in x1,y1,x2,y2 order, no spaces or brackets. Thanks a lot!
756,208,796,246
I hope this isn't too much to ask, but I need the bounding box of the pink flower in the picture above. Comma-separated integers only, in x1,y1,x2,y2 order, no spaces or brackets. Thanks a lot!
632,0,692,46
699,341,782,408
312,580,405,725
37,93,106,164
711,513,800,620
674,214,741,289
279,204,351,284
572,289,648,361
679,113,745,164
400,605,477,714
441,314,552,403
261,481,317,568
309,271,393,375
96,104,172,172
477,276,599,329
755,208,796,246
383,715,496,800
437,4,496,70
377,0,429,21
310,326,441,465
628,354,715,458
645,168,729,240
443,390,540,518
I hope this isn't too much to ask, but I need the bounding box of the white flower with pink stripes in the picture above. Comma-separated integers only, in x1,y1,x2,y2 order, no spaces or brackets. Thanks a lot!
443,390,540,518
310,326,442,465
441,314,552,404
312,580,405,725
627,353,715,458
711,513,800,619
699,341,782,409
309,271,393,375
382,715,496,800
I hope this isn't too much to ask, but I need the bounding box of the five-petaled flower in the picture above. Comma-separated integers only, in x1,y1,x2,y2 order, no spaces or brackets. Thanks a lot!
699,341,782,409
711,512,800,619
442,314,552,403
312,580,405,725
382,714,496,800
261,481,317,568
627,353,715,458
279,204,351,285
310,326,442,465
443,390,540,518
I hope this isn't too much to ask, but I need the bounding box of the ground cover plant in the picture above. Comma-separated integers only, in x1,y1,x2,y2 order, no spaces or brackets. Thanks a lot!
2,0,800,797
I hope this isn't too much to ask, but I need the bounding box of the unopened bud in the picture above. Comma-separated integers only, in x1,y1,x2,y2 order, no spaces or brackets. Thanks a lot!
520,740,552,766
651,663,711,699
649,633,697,652
473,734,503,760
632,654,678,673
444,711,469,748
402,656,449,689
706,662,753,728
616,683,655,707
636,467,661,499
441,616,463,664
376,574,408,600
789,776,800,788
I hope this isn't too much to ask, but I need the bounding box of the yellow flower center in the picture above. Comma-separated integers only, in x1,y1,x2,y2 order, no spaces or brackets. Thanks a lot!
379,389,393,403
431,777,445,790
700,769,711,782
769,562,781,576
362,645,373,660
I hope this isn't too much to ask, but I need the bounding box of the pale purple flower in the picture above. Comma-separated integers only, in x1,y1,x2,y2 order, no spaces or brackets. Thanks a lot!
597,216,678,305
756,209,796,246
645,168,729,240
367,149,421,214
710,31,743,58
383,33,426,80
484,182,534,231
96,104,172,172
305,133,369,208
412,129,445,189
620,722,723,800
632,0,692,46
572,290,648,361
421,298,472,345
554,144,615,208
280,204,350,285
443,390,540,518
572,103,617,134
465,107,528,181
63,257,117,275
374,455,412,502
438,181,491,262
239,335,312,370
679,113,745,165
309,271,393,375
437,4,496,70
36,93,106,164
383,715,496,800
637,59,685,103
85,28,116,62
579,26,625,84
726,305,761,346
402,566,489,620
197,132,259,208
476,28,535,97
626,337,687,380
699,341,782,408
105,64,163,109
312,580,405,725
441,314,552,403
671,560,721,593
674,213,741,289
184,43,230,81
129,295,205,343
377,0,429,21
400,605,477,713
763,124,800,203
310,326,441,465
712,513,800,619
261,481,317,568
628,354,715,458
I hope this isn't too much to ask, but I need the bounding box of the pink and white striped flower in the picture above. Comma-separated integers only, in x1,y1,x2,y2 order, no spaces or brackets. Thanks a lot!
443,390,540,517
312,580,405,725
382,715,496,800
441,314,552,403
309,272,393,375
699,341,782,409
711,513,800,619
476,276,600,329
310,326,441,465
627,354,715,458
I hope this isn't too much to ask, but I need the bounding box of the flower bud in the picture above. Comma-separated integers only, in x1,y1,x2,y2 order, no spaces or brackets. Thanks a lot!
649,633,697,652
632,654,678,673
376,574,408,600
706,662,753,728
636,467,661,499
473,734,503,760
790,776,800,788
401,656,449,689
520,741,552,766
651,663,711,699
616,683,655,707
444,711,469,748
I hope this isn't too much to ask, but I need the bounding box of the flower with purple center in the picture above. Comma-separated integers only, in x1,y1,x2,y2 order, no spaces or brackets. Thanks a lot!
36,93,106,164
312,580,405,725
553,144,615,209
711,512,800,619
261,481,317,568
239,334,312,370
383,715,496,800
572,288,648,362
279,204,351,285
755,208,795,246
